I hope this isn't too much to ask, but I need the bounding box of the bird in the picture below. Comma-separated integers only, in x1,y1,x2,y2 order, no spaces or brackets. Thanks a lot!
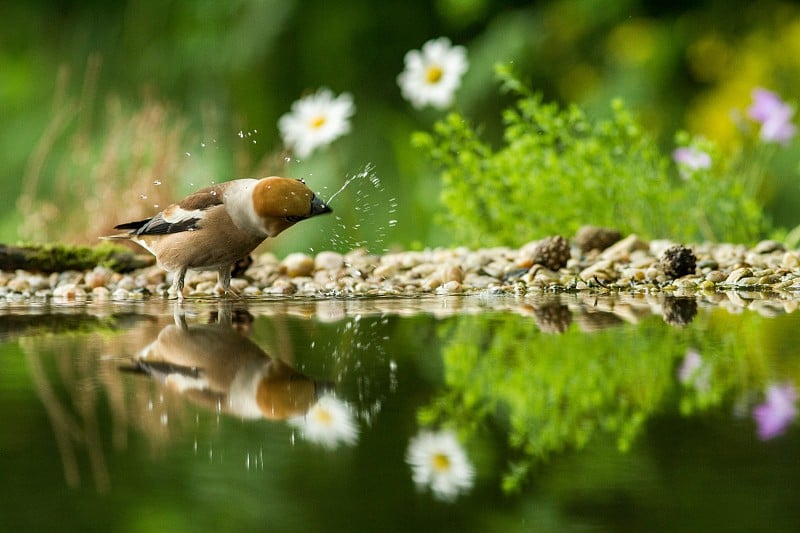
104,177,332,300
123,304,326,420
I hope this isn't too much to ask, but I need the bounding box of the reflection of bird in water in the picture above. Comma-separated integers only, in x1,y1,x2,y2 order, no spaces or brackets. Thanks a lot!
123,305,328,420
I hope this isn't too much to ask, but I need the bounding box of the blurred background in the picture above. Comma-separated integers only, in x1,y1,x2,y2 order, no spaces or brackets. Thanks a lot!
3,0,800,255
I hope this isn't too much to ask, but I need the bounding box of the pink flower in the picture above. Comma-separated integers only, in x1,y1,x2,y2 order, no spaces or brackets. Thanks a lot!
753,383,797,440
747,88,797,145
672,147,711,172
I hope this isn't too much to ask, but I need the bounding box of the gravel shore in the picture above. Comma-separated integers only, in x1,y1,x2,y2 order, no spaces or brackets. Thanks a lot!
2,233,800,305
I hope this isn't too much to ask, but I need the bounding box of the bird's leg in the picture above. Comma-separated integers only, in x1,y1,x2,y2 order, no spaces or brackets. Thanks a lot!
215,265,239,297
170,267,187,301
173,302,189,331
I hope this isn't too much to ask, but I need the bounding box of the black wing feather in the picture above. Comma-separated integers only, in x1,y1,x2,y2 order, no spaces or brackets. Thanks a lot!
116,213,201,236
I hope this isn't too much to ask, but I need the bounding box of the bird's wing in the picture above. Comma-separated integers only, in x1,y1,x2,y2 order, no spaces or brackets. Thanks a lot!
114,184,227,235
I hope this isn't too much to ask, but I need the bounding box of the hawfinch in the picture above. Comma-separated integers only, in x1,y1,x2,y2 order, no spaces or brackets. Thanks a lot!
129,307,322,420
106,177,331,299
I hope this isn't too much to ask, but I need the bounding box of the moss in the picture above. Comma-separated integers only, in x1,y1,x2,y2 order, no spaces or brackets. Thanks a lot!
3,241,153,273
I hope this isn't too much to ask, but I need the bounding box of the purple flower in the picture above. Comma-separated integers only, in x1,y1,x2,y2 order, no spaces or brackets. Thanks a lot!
672,147,711,172
753,383,798,440
747,88,797,145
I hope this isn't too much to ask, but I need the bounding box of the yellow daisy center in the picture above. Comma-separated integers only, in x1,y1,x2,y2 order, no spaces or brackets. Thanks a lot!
313,408,333,425
425,65,443,84
431,452,451,472
310,116,327,129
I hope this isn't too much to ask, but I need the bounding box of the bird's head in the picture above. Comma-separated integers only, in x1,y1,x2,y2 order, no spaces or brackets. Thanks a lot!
253,176,332,236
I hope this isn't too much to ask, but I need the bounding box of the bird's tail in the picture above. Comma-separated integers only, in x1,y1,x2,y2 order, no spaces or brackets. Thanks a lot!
99,233,131,241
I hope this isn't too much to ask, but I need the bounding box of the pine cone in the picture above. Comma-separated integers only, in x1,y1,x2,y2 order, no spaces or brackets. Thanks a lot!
660,245,697,278
574,226,622,253
530,235,571,271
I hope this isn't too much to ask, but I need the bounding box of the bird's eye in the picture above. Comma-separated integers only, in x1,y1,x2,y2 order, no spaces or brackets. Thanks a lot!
285,215,305,223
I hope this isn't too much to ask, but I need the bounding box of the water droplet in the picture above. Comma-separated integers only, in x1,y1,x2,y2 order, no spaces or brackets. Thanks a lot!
200,142,206,148
238,131,244,138
139,194,148,200
153,179,162,186
185,152,192,157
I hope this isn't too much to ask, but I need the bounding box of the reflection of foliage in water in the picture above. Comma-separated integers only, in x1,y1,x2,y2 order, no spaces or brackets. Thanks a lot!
421,304,794,493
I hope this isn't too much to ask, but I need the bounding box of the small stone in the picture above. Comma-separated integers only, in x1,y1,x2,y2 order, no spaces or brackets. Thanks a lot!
696,259,719,270
436,280,462,293
265,278,296,295
53,283,87,301
754,240,785,254
92,286,111,300
84,267,111,289
112,288,131,300
574,226,622,253
315,251,344,271
441,265,464,284
281,253,315,278
242,286,262,296
600,234,649,261
373,262,400,279
782,252,800,269
7,278,30,293
725,267,753,285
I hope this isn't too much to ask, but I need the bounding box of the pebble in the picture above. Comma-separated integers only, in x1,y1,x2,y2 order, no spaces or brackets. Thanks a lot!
6,234,800,302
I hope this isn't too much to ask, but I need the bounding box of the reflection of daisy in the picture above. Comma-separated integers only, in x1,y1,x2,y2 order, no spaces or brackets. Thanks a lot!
753,383,797,440
406,430,475,501
278,88,355,158
289,395,358,449
397,37,468,110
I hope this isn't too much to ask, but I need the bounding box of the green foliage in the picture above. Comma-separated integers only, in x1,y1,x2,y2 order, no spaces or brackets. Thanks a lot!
415,65,769,247
419,300,781,494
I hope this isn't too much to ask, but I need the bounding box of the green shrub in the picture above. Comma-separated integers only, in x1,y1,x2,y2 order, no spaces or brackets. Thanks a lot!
414,65,768,247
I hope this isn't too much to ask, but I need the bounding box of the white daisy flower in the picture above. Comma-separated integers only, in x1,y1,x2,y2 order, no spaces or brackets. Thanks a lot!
288,394,358,449
278,88,355,158
406,429,475,501
397,37,468,110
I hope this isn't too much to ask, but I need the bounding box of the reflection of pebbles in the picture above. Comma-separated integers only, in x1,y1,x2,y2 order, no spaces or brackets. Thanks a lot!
573,311,625,332
662,297,698,327
124,306,324,420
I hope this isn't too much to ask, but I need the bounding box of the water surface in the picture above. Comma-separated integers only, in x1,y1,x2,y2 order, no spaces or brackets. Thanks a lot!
1,293,798,531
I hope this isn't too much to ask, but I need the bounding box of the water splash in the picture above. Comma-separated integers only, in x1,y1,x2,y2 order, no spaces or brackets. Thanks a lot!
318,164,398,254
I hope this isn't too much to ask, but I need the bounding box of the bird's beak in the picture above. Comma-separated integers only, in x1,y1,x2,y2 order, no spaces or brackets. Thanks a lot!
310,195,333,217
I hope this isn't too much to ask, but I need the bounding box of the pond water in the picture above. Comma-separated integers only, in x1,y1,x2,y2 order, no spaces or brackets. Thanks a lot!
1,293,799,531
